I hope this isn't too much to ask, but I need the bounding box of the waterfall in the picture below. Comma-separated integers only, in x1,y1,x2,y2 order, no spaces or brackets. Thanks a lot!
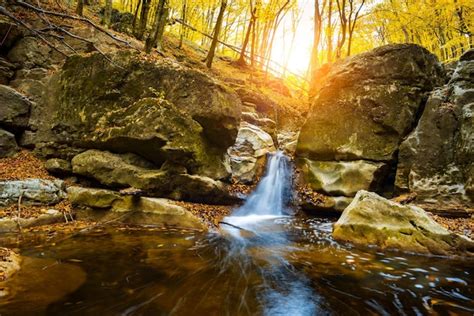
221,151,293,237
234,151,293,217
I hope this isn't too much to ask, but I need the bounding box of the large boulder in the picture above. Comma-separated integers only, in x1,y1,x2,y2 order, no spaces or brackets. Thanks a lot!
225,122,275,183
298,158,387,197
0,85,31,132
71,150,237,204
396,49,474,203
0,129,18,158
33,51,241,180
297,44,444,162
333,191,474,256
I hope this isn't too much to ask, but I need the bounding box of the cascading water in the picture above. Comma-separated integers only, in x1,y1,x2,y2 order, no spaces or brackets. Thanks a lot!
233,150,293,217
219,151,318,316
221,150,294,238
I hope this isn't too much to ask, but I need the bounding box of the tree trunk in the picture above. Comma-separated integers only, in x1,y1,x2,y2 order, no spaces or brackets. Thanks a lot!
310,0,323,85
76,0,84,16
104,0,113,26
237,7,256,65
135,0,151,40
178,0,186,48
327,0,333,62
205,0,227,68
132,0,141,30
145,0,168,53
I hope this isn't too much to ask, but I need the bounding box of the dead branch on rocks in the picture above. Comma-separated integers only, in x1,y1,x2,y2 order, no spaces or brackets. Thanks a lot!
0,2,127,66
15,0,134,49
0,5,68,56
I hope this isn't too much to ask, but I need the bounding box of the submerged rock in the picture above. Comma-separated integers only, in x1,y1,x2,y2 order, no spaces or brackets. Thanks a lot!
225,122,275,183
333,191,474,256
396,49,474,203
0,179,66,207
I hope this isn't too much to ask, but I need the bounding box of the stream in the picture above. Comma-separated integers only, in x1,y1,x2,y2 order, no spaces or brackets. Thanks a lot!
0,152,473,315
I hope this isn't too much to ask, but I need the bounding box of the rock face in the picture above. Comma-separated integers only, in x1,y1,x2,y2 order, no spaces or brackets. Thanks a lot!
26,50,242,203
296,44,444,202
0,179,66,207
68,186,206,229
71,150,236,204
0,84,31,132
0,129,18,158
333,191,474,256
225,122,275,183
298,44,443,162
396,49,474,203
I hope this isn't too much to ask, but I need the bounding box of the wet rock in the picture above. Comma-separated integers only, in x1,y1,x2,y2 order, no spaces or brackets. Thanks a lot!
0,209,66,233
333,191,474,256
301,195,353,214
0,179,66,207
0,129,18,158
71,150,236,204
110,197,206,229
0,84,31,132
67,186,121,209
277,131,299,155
225,122,275,183
297,44,444,162
396,49,474,204
71,187,206,230
298,158,387,197
45,158,72,175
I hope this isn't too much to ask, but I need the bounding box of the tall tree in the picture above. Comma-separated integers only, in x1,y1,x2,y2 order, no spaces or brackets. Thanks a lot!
76,0,84,16
237,1,256,65
135,0,151,40
104,0,113,26
205,0,228,68
145,0,168,53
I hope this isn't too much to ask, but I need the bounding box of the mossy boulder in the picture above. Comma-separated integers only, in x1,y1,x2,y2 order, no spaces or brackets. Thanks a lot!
37,50,241,180
297,44,444,162
333,191,474,256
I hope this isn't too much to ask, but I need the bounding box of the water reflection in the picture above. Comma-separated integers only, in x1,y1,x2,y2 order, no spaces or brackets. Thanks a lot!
0,217,472,315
